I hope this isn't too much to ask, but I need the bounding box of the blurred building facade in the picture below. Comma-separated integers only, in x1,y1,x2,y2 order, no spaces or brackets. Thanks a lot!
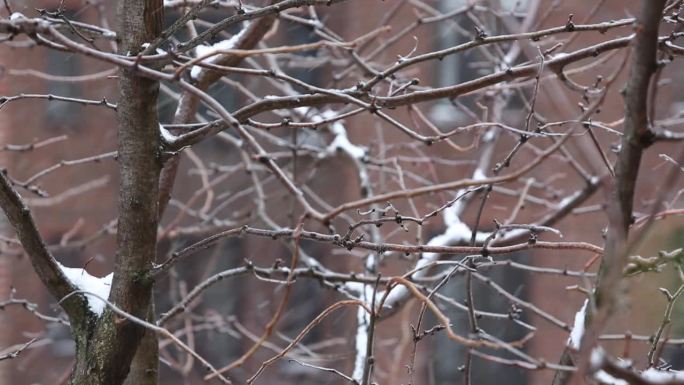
1,1,684,384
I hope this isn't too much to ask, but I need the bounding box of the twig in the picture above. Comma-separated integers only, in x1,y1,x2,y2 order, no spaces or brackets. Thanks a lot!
647,283,684,365
0,338,37,361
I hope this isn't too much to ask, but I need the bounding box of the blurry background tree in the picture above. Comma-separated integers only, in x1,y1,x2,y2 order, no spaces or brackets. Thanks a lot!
1,0,684,384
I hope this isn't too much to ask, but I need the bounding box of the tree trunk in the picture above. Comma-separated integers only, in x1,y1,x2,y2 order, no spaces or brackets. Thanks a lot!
70,0,163,384
123,301,159,385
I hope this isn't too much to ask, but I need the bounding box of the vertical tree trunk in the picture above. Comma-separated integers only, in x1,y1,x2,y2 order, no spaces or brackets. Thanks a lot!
595,0,665,327
123,302,159,385
555,2,667,384
70,1,163,384
110,0,163,384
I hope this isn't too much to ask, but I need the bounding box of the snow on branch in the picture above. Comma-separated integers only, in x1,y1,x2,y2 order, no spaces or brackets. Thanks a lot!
190,25,250,79
568,299,588,349
591,347,684,385
58,263,113,317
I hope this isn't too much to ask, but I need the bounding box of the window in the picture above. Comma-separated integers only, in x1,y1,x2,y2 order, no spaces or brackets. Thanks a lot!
430,0,529,126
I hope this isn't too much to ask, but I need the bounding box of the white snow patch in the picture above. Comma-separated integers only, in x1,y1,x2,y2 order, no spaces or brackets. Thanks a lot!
343,282,364,296
318,110,367,160
383,205,489,308
141,42,166,54
352,286,373,382
590,347,638,385
568,299,587,349
160,124,177,143
472,168,487,181
10,12,25,21
59,263,113,316
191,26,249,79
594,370,628,385
641,368,684,383
482,128,497,143
591,347,605,367
329,87,356,93
325,123,366,159
294,107,310,116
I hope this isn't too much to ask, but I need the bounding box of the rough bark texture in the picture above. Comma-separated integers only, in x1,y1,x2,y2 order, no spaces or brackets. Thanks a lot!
70,0,163,384
123,301,159,385
110,0,163,384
